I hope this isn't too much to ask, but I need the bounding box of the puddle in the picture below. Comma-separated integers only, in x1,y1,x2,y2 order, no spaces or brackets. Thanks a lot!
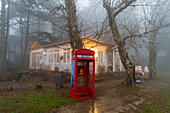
56,89,122,113
51,79,125,113
160,83,170,86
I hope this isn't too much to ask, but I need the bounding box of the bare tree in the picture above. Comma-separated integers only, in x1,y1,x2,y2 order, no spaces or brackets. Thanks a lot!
65,0,83,49
103,0,136,86
0,0,6,72
3,0,11,72
146,0,170,79
24,6,31,68
19,15,24,66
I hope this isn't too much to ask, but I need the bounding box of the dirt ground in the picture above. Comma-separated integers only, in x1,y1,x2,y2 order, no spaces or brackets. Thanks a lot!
52,74,170,113
0,72,169,113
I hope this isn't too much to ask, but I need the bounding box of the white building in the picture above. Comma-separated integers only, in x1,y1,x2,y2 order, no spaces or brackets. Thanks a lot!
29,38,125,73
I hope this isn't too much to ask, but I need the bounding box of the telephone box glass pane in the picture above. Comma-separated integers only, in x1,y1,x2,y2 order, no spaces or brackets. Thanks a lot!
77,61,86,87
77,76,86,87
89,61,93,89
77,62,86,66
71,60,75,89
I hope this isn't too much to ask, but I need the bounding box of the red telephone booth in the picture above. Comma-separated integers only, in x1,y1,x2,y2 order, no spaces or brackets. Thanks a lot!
71,49,95,100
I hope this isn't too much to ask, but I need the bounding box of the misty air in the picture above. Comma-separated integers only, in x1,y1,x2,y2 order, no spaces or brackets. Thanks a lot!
0,0,169,112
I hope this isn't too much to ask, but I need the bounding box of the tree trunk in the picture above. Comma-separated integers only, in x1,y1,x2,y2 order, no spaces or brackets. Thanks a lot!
112,18,135,86
149,31,157,79
0,0,6,73
19,16,24,66
103,2,135,86
3,0,11,72
65,0,83,49
24,8,31,68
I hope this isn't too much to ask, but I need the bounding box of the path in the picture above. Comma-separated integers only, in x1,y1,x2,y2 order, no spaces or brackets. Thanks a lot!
51,78,125,113
51,78,169,113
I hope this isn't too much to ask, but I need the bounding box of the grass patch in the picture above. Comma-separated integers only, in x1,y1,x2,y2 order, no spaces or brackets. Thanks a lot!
138,86,170,113
114,85,141,97
0,88,75,113
95,87,108,97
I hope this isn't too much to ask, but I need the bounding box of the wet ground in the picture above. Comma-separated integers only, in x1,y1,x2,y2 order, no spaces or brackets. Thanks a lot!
0,82,56,89
0,78,125,113
55,89,123,113
51,77,170,113
1,75,169,113
0,77,122,89
52,79,124,113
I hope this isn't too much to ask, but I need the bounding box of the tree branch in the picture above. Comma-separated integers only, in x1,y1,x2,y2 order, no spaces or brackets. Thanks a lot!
123,23,170,43
113,0,136,16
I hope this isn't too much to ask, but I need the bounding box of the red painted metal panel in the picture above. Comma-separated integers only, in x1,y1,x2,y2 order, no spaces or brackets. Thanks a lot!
71,49,95,100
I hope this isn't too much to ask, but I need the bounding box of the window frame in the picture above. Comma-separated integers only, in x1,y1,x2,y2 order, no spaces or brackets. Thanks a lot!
67,51,71,63
54,51,60,64
98,51,103,63
63,52,67,63
32,52,42,68
48,53,54,64
63,51,71,64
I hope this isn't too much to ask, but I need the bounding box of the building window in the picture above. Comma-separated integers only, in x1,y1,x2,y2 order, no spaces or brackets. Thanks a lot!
115,54,120,71
49,53,53,63
63,51,71,63
54,53,56,63
67,51,71,63
64,52,66,63
54,52,60,63
95,56,98,63
32,53,35,67
98,51,103,63
32,52,42,68
57,53,59,63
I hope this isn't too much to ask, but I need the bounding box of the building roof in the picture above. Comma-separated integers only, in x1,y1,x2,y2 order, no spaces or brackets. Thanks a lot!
30,37,116,50
30,41,52,50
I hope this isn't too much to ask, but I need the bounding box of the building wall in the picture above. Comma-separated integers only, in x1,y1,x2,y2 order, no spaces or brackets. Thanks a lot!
44,45,72,71
43,47,108,73
29,41,125,73
113,50,125,72
30,49,43,69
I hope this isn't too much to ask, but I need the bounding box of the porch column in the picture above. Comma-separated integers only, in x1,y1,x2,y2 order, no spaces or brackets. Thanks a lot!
29,50,32,68
113,50,116,72
105,51,108,72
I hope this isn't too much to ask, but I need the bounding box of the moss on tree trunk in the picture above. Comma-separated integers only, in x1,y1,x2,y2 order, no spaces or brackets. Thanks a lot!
112,18,135,86
65,0,83,49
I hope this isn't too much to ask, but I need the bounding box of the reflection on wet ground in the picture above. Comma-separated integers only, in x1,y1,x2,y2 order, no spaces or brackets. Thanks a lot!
57,89,122,113
0,78,124,113
54,79,124,113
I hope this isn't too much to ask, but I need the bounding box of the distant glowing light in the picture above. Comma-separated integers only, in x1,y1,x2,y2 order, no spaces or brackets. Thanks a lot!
43,51,47,56
90,48,98,57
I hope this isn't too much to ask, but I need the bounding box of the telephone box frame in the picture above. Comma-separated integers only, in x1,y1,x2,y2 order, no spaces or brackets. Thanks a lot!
71,49,95,100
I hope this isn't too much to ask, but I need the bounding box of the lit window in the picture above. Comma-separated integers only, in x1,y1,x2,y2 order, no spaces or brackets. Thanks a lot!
98,51,103,63
95,56,98,62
